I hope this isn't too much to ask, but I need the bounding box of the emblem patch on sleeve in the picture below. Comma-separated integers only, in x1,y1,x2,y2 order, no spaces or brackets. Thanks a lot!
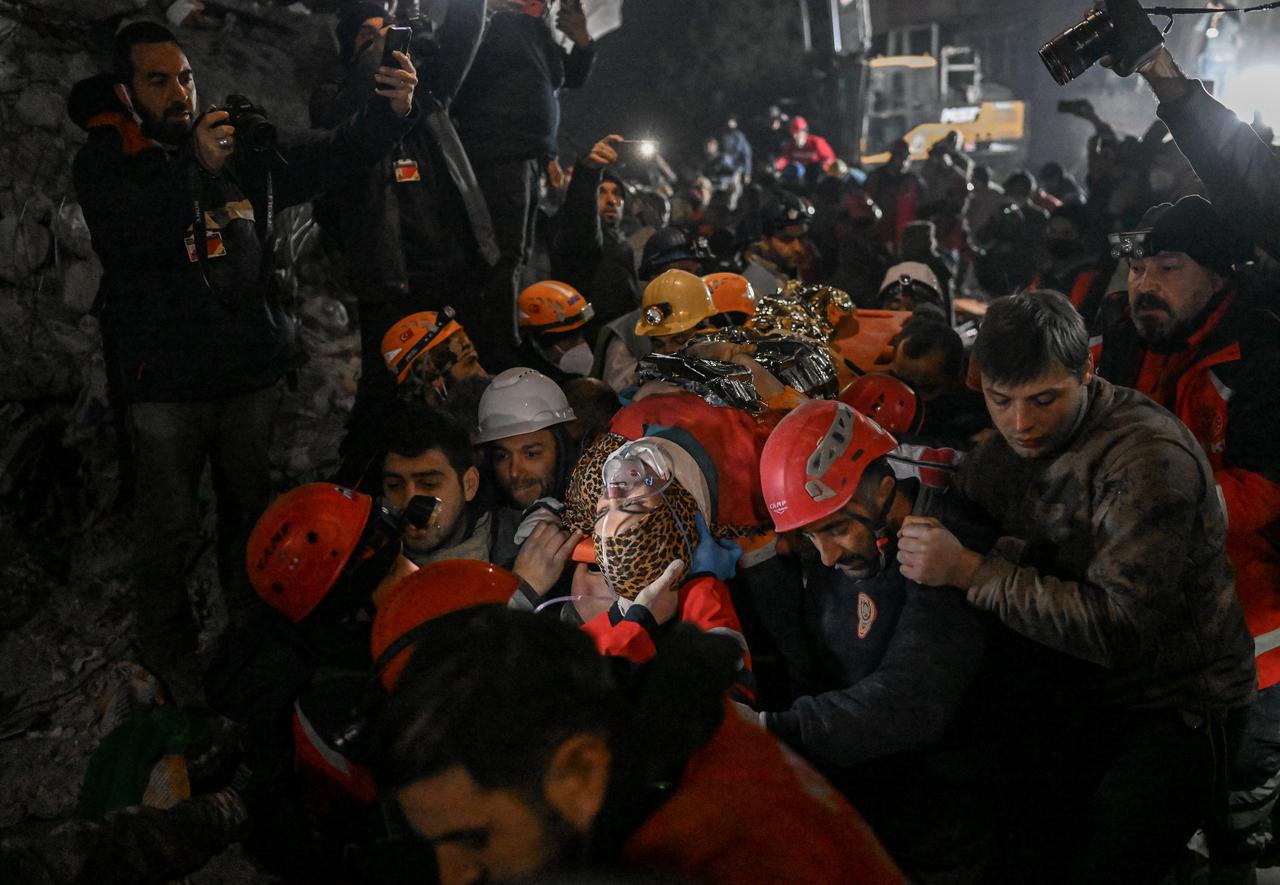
856,591,877,639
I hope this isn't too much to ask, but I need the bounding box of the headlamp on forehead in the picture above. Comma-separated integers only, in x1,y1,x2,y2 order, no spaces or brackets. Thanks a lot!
643,303,673,328
1108,229,1153,260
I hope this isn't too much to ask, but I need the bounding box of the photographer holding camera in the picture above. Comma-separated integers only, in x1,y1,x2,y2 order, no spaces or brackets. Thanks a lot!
1041,0,1280,262
71,20,418,705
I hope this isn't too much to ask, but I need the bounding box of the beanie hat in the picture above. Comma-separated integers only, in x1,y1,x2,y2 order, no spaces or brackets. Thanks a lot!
337,2,390,62
1139,195,1251,277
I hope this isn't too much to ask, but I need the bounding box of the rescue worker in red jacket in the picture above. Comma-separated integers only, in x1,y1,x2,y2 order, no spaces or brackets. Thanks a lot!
370,605,905,885
1095,194,1280,879
773,115,837,175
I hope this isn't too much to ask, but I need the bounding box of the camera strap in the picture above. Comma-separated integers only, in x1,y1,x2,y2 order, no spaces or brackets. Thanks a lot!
189,163,215,292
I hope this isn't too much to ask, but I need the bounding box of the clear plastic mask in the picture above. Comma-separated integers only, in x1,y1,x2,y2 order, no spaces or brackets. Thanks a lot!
593,440,696,600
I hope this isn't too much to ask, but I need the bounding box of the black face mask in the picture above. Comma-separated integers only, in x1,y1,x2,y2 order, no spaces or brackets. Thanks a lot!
1046,237,1082,260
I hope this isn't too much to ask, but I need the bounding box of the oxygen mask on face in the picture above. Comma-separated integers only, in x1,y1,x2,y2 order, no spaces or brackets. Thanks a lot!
594,440,697,600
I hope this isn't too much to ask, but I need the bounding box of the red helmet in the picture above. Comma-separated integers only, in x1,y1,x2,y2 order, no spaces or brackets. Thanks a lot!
839,373,924,436
370,559,520,690
760,400,897,533
246,484,373,623
790,115,809,136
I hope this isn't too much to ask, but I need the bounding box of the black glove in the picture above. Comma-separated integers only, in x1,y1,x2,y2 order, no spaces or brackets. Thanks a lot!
1104,0,1164,77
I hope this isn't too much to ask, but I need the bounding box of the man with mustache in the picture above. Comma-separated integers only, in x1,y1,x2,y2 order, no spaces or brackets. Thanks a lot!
71,20,418,704
756,400,1002,878
1094,194,1280,881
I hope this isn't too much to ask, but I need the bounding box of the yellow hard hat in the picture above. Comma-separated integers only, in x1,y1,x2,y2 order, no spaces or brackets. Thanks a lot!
634,269,716,337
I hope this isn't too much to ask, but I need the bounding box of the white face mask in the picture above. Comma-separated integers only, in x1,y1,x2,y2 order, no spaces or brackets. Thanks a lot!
557,341,594,376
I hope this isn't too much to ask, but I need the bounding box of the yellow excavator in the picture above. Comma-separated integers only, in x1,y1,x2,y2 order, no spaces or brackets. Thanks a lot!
859,48,1026,167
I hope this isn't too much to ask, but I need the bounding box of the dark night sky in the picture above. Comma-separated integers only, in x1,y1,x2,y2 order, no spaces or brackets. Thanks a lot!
558,0,807,164
559,0,689,157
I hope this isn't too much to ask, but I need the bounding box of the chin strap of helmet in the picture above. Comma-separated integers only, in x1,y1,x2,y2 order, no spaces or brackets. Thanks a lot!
844,476,900,573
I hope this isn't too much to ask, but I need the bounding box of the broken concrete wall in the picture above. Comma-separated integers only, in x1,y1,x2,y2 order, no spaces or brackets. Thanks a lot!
0,3,362,860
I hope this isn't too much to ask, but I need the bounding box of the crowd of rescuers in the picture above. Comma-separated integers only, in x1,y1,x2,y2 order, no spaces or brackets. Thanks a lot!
26,0,1280,883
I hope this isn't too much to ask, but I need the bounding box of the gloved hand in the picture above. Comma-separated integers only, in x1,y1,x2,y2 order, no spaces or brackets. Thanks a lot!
514,497,564,546
689,513,743,582
1101,0,1164,77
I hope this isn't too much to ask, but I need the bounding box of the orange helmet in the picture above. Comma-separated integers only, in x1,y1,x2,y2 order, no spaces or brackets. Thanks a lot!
702,272,757,321
759,400,897,533
381,309,464,384
370,559,520,690
518,280,595,334
246,484,373,623
839,373,924,436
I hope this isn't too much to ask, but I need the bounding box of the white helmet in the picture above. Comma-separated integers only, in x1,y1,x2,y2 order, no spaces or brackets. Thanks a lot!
475,368,577,444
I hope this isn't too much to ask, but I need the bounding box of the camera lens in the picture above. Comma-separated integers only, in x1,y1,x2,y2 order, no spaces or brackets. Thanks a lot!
239,114,277,152
1039,8,1116,85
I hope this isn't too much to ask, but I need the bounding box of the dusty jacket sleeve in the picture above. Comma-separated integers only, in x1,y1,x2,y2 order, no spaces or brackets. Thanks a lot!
766,584,986,767
965,441,1208,667
1157,79,1280,260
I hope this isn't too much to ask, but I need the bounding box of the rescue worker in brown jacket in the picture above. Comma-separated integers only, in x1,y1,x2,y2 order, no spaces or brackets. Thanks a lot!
895,290,1256,885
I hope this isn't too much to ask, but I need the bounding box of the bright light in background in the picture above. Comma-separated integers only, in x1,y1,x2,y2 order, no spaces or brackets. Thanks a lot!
1223,65,1280,127
638,140,657,158
1206,26,1219,38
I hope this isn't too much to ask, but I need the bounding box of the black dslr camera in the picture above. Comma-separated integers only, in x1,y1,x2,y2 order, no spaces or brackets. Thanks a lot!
223,94,277,152
1039,0,1164,85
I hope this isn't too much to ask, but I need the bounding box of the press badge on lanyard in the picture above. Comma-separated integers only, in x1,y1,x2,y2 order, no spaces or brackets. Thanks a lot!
185,229,226,262
393,158,421,183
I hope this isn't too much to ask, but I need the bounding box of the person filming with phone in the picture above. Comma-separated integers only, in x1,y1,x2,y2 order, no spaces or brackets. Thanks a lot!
311,1,499,477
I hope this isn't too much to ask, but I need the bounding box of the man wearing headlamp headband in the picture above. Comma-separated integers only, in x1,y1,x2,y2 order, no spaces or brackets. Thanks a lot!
1096,194,1280,878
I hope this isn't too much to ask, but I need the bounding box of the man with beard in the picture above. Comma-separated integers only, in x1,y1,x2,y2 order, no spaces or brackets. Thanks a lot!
1094,195,1280,882
756,400,1000,880
550,133,639,341
71,21,417,703
380,403,520,569
741,192,813,297
476,367,578,512
372,607,904,885
898,290,1256,884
